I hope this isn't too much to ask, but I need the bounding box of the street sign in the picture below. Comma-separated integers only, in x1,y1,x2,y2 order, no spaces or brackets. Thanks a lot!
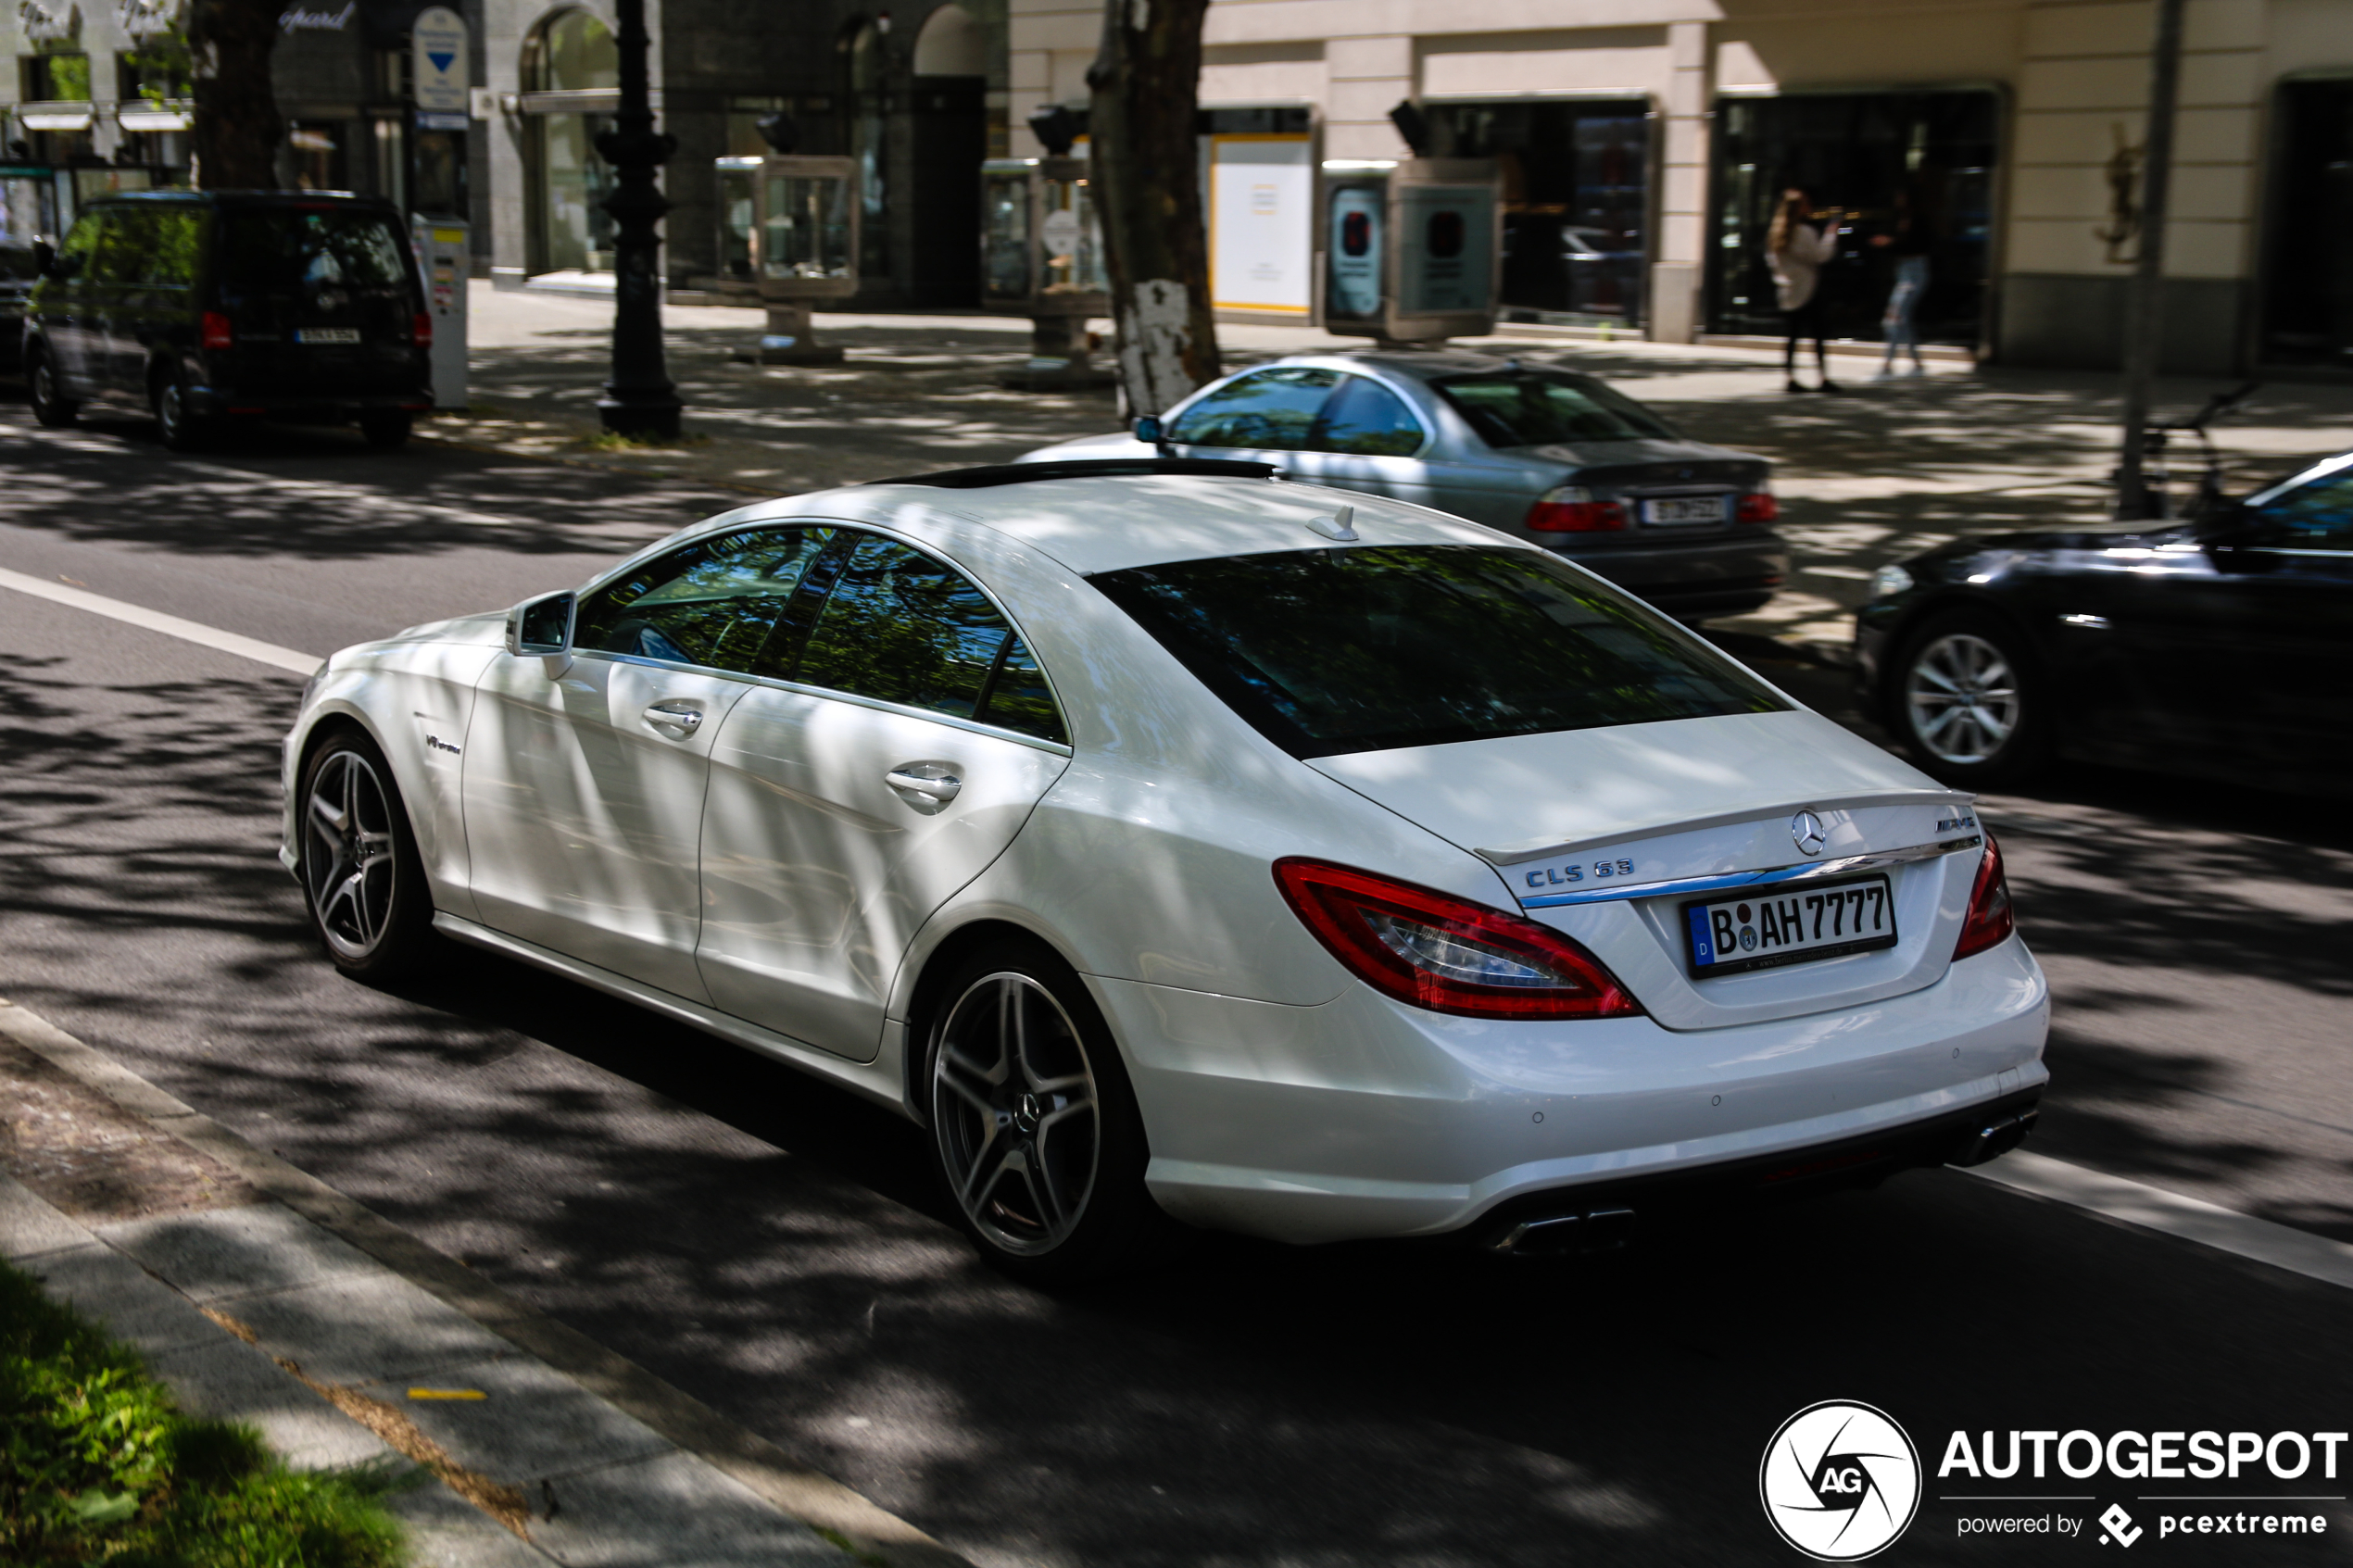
412,7,470,116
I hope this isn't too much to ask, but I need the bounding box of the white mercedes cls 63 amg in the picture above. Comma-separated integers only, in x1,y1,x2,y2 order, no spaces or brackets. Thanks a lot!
282,458,2047,1281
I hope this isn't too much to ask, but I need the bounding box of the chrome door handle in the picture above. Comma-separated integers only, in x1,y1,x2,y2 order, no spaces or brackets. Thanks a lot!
885,765,963,810
643,700,704,737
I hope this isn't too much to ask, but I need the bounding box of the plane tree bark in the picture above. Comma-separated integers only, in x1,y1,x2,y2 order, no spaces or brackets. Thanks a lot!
1087,0,1220,415
188,0,282,189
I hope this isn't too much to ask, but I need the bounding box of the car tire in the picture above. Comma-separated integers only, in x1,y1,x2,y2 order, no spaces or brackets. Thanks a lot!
28,347,78,428
153,370,209,453
921,935,1168,1286
1889,608,2051,788
296,728,437,981
359,411,412,451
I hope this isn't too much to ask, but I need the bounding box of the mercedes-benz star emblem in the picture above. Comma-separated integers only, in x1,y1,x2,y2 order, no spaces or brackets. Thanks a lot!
1792,810,1828,857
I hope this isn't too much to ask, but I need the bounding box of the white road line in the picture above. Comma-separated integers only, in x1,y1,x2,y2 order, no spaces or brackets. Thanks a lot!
1965,1149,2353,1294
0,566,319,676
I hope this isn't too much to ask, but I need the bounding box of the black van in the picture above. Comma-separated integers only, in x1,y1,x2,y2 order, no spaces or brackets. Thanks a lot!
24,190,433,451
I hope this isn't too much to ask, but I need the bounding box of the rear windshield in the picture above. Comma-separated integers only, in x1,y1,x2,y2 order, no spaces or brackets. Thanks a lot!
220,209,410,294
1089,545,1787,758
1432,369,1677,447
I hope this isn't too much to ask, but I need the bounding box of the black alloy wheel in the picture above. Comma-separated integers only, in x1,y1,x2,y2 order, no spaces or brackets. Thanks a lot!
297,730,436,980
359,411,412,451
1891,608,2051,788
29,348,77,427
153,370,209,453
923,937,1166,1284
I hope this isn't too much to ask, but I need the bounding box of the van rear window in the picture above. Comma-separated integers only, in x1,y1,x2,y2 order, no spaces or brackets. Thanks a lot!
220,210,409,294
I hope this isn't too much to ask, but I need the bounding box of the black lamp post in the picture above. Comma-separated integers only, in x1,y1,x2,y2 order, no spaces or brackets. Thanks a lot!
593,0,681,438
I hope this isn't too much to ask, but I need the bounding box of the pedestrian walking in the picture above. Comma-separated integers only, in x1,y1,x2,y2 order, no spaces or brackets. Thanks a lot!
1767,187,1843,395
1871,182,1935,379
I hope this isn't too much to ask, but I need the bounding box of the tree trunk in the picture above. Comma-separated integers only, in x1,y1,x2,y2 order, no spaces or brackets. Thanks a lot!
1087,0,1219,416
189,0,282,190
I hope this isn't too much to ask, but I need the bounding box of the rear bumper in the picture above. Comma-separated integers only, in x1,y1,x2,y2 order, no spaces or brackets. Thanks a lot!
1090,932,2050,1246
1545,531,1792,618
189,386,432,420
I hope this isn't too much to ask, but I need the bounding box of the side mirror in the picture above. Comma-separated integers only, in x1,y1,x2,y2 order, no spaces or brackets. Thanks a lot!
506,590,575,658
1133,415,1164,447
31,238,55,279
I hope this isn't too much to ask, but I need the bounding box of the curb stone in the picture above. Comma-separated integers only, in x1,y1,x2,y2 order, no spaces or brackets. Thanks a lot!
0,996,974,1568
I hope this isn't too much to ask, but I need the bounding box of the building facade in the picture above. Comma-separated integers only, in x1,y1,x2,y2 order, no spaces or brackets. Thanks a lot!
1008,0,2353,374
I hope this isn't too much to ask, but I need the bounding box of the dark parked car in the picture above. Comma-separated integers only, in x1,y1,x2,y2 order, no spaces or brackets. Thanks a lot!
1856,449,2353,795
0,239,37,370
1024,352,1788,622
24,190,433,451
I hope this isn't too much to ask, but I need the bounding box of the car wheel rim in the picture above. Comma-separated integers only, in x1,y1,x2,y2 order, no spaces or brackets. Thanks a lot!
930,972,1100,1257
1905,632,2020,766
159,384,180,438
32,361,54,410
303,749,397,960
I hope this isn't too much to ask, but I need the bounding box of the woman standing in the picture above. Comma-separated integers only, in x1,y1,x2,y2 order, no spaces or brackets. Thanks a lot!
1872,182,1936,379
1768,188,1842,394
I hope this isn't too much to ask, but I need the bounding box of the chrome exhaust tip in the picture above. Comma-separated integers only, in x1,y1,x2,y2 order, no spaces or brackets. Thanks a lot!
1949,1107,2039,1168
1490,1206,1636,1258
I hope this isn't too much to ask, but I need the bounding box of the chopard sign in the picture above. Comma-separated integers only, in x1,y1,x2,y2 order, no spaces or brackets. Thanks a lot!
280,1,354,29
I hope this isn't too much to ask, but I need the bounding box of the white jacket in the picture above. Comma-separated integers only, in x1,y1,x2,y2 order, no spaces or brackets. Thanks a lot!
1769,222,1838,311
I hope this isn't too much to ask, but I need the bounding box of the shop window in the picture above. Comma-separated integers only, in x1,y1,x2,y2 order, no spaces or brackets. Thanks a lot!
287,122,346,192
523,9,620,273
117,48,190,102
527,8,618,92
2260,79,2353,369
843,19,887,280
1423,100,1648,328
1707,91,1996,347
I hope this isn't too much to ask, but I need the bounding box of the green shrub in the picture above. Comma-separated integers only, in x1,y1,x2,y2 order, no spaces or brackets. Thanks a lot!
1,1259,409,1566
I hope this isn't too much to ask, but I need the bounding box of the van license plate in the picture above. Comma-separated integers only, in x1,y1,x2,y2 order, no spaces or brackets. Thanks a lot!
1684,874,1897,977
296,328,360,345
1642,496,1728,526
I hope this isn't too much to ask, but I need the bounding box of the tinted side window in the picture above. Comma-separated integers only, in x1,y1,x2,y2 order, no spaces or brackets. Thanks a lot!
2254,469,2353,551
1311,375,1425,457
53,213,103,280
574,526,835,671
141,209,203,287
788,534,1066,742
1168,368,1340,451
86,212,142,285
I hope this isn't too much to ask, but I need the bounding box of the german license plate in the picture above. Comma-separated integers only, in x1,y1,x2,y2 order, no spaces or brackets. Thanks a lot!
1684,874,1897,977
296,327,360,345
1642,495,1727,526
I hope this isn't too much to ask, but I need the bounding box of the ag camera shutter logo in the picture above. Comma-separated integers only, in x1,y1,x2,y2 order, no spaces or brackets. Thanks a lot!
1760,1400,1922,1561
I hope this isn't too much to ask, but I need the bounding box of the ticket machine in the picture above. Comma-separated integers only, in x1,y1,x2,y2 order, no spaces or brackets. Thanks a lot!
1318,157,1503,345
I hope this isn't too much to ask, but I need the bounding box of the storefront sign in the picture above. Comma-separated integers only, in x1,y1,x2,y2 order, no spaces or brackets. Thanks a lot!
279,2,353,30
412,7,470,115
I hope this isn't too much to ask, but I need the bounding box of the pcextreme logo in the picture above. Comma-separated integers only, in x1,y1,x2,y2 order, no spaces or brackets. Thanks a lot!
1761,1400,1924,1561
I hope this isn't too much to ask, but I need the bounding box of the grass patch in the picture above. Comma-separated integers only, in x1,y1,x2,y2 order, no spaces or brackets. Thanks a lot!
1,1259,411,1566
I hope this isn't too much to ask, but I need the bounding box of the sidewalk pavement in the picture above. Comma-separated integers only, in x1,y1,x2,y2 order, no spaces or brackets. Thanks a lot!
0,995,971,1568
431,282,2353,657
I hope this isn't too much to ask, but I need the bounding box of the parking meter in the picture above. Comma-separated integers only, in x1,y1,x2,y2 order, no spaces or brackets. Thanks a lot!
1317,157,1503,345
409,214,469,410
979,157,1114,389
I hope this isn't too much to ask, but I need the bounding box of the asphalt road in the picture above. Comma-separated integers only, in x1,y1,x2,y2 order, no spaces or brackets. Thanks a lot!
2,402,2349,1567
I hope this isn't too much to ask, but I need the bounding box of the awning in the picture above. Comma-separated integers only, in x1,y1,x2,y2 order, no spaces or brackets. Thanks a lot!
19,107,93,131
118,107,192,132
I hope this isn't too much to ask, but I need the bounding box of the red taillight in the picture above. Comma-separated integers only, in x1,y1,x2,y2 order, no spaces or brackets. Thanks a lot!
413,310,433,348
200,310,233,350
1273,859,1642,1021
1953,832,2016,960
1526,488,1628,533
1736,489,1780,524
